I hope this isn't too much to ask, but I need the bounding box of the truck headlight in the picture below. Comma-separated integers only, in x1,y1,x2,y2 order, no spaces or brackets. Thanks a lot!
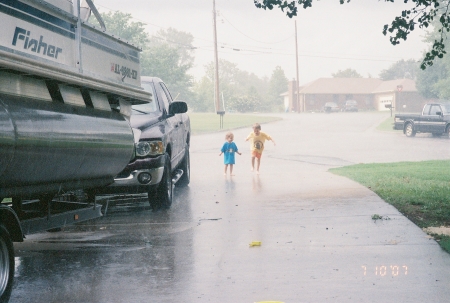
135,141,164,157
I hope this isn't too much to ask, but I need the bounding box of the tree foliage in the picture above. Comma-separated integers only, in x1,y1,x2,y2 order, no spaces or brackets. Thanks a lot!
140,44,193,101
150,28,196,68
268,66,289,111
253,0,450,69
416,47,450,99
379,59,419,80
416,17,450,99
192,60,271,113
95,11,149,47
332,68,362,78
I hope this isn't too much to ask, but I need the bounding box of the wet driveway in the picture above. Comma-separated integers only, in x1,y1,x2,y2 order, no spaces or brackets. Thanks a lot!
11,112,450,302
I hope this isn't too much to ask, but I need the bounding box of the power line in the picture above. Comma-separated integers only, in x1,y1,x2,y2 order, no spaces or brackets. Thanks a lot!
218,12,295,44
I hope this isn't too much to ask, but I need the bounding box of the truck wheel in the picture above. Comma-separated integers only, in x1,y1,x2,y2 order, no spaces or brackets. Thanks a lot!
149,153,173,210
404,123,416,137
0,225,14,302
177,144,190,187
446,125,450,138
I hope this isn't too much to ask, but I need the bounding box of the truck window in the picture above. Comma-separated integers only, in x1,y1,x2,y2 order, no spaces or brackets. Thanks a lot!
160,83,173,101
423,104,431,115
133,82,159,114
429,105,441,115
157,83,171,112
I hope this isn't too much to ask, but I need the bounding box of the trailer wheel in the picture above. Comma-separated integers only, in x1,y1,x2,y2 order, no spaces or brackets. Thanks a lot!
0,225,14,302
404,122,416,137
149,153,173,210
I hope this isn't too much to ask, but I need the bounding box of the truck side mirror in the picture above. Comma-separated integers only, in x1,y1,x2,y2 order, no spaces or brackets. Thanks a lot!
436,111,442,116
169,101,188,115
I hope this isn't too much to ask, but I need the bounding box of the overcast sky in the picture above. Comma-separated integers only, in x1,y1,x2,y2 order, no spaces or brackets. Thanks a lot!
95,0,428,85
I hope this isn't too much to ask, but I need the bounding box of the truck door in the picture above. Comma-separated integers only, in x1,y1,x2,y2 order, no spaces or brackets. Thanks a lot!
428,104,446,134
156,83,182,167
418,104,432,132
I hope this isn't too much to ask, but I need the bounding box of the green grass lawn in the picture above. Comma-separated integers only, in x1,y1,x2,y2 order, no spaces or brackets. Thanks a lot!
189,112,282,135
376,115,401,132
330,160,450,252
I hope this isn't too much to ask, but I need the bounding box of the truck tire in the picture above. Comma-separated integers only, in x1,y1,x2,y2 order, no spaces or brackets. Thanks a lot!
177,144,190,187
0,225,14,302
404,122,416,137
149,153,173,210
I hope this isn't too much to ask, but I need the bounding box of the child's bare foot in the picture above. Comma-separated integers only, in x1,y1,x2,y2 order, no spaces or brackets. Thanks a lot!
256,171,259,175
251,167,254,172
231,174,235,176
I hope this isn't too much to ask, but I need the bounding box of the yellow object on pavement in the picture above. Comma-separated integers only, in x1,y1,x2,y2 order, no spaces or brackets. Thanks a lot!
249,241,262,247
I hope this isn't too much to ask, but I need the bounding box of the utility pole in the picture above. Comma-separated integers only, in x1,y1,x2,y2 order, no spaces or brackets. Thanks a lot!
295,20,300,112
213,0,224,128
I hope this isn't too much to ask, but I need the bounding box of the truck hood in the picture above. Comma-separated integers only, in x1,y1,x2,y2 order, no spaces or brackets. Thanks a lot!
130,113,161,130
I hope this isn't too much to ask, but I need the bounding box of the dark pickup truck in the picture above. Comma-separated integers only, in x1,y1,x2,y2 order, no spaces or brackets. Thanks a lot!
91,76,190,210
394,103,450,137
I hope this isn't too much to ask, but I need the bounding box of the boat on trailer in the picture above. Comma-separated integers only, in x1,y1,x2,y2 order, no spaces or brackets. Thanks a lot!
0,0,152,199
0,1,153,300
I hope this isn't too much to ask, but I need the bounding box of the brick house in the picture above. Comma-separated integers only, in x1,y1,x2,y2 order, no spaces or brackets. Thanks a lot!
283,78,427,112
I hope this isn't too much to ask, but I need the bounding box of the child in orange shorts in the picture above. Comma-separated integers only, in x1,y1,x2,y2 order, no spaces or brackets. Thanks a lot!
245,123,276,174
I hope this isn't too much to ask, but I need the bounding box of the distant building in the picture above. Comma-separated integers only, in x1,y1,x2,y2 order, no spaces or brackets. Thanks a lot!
282,78,426,113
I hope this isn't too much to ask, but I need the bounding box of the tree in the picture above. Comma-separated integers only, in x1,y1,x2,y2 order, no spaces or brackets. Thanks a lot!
332,68,362,78
144,29,195,102
150,28,195,68
416,51,449,99
191,76,215,112
268,66,288,111
416,18,450,99
192,59,268,113
379,59,419,80
141,44,193,101
95,11,149,47
253,0,450,69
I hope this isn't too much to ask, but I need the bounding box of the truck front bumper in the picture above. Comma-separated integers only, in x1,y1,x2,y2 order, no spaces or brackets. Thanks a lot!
111,167,164,187
95,155,166,194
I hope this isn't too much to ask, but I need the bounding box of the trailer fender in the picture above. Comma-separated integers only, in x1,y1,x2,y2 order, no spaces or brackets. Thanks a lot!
0,206,23,242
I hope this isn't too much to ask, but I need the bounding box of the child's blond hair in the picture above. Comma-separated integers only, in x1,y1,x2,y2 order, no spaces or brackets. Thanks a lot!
252,123,261,130
225,132,234,140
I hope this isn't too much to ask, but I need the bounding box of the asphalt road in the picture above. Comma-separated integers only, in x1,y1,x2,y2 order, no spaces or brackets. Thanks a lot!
11,112,450,303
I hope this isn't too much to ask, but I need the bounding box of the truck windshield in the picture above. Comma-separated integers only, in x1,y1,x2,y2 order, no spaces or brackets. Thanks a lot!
132,82,159,114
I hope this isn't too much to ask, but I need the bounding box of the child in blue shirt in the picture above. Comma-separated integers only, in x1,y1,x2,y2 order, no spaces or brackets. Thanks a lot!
219,132,242,176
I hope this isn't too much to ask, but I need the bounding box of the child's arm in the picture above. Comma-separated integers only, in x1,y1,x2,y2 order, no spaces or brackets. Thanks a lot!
268,134,276,146
219,152,223,156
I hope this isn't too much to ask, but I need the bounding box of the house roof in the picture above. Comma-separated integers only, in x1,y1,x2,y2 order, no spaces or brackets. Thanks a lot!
280,78,419,96
371,78,417,93
298,78,383,94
